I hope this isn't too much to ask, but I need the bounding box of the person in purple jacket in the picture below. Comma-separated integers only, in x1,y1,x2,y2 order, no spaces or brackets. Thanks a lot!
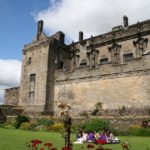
87,132,96,143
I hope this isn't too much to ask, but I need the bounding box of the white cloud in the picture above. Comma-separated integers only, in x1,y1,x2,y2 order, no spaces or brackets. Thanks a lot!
35,0,150,43
0,59,21,104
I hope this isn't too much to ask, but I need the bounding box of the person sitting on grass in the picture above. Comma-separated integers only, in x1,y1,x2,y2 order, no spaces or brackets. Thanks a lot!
96,132,107,145
87,131,96,143
73,131,88,144
106,131,120,144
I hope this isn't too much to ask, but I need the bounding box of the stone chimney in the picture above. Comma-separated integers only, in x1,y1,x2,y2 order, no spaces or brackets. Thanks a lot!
123,15,128,28
53,31,65,44
37,20,43,40
79,31,84,42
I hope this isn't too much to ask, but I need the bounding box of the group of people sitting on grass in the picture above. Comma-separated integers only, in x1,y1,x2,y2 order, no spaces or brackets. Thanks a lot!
73,129,120,145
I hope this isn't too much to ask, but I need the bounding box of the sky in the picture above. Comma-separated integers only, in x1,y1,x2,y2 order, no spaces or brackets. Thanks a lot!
0,0,150,104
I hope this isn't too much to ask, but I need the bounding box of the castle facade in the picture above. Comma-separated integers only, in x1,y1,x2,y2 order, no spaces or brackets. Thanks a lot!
4,16,150,116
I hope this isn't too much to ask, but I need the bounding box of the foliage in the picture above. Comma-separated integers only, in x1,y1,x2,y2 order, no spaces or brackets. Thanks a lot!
37,118,54,126
82,119,110,132
1,119,16,129
35,125,47,131
91,108,99,116
118,105,127,115
20,121,38,131
15,115,29,129
47,123,64,132
113,127,150,136
0,116,6,124
92,102,103,116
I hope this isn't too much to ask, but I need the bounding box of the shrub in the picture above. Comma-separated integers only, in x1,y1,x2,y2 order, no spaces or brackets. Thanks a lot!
35,125,47,131
20,121,38,131
119,105,127,115
15,115,29,129
113,127,150,136
91,108,99,116
0,116,6,124
82,119,110,132
1,119,16,129
47,123,64,132
37,118,54,126
129,124,141,129
128,128,150,136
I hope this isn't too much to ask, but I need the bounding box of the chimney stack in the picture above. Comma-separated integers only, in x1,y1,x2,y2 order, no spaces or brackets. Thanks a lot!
37,20,43,40
123,15,128,28
79,31,84,42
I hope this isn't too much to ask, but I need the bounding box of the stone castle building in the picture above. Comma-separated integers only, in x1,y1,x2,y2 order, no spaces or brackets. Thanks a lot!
4,16,150,116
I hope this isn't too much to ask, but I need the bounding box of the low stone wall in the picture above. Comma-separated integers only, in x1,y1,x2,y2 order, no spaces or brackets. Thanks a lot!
0,105,23,116
70,116,150,130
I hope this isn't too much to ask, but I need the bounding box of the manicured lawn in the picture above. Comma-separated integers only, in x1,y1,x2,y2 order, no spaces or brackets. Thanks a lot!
0,128,149,150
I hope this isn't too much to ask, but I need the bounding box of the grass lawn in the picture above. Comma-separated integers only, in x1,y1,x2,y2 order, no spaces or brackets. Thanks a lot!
0,128,149,150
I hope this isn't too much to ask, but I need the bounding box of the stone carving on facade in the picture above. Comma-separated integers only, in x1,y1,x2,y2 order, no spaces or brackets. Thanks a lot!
55,69,150,85
4,96,18,106
70,42,80,71
133,37,148,57
108,41,122,64
87,36,99,68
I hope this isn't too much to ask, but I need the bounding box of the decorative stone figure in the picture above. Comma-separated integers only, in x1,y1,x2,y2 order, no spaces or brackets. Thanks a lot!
108,43,121,64
87,48,99,68
133,37,148,57
70,43,80,71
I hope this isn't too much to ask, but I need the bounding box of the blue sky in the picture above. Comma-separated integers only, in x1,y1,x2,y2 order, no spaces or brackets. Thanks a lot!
0,0,50,60
0,0,150,104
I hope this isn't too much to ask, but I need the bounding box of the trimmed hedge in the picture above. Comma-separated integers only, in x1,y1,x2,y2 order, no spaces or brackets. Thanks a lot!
82,119,110,132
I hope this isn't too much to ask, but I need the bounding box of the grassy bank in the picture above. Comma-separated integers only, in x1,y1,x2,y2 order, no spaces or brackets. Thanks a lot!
0,128,149,150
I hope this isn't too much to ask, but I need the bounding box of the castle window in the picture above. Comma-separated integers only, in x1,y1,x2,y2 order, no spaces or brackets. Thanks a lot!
123,53,133,62
29,92,34,99
80,62,87,66
30,74,36,82
57,61,64,70
27,57,32,64
100,58,108,64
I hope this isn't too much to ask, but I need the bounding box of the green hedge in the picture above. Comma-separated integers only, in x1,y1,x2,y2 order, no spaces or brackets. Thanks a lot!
113,128,150,136
82,119,110,132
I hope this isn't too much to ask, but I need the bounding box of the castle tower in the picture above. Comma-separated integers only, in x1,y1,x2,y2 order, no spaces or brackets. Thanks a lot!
19,21,59,114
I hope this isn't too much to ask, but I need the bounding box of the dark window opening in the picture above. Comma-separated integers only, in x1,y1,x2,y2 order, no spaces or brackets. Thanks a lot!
80,62,87,66
29,92,34,99
28,57,32,64
57,61,64,70
100,58,108,64
124,53,133,62
30,74,36,82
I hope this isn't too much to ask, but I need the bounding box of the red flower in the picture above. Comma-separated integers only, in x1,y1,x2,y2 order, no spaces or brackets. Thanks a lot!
87,144,95,148
31,139,42,147
44,142,53,147
62,146,72,150
40,148,44,150
95,148,103,150
51,148,58,150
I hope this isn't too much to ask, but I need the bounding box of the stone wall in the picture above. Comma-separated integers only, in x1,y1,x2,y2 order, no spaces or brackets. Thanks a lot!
4,87,20,106
19,38,50,112
54,53,150,116
71,116,150,130
4,18,150,116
